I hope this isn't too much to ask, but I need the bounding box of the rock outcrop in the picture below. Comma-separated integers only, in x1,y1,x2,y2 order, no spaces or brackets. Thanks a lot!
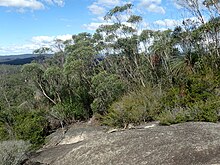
24,122,220,165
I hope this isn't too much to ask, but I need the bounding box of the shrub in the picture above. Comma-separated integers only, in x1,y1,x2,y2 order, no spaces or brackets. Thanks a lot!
103,86,162,127
0,140,30,165
158,75,220,125
14,110,48,148
158,96,220,125
0,107,49,148
190,100,219,122
51,101,87,125
90,71,126,114
157,108,192,125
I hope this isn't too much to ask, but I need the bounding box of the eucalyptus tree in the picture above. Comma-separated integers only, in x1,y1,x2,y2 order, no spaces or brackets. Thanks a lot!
175,0,205,24
94,4,150,87
174,0,220,56
63,32,97,117
203,0,220,15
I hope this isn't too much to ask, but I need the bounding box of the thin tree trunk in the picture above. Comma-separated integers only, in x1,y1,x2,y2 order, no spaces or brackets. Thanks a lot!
37,81,57,105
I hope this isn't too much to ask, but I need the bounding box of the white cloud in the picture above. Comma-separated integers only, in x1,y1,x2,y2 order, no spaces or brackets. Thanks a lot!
139,0,166,14
92,16,105,22
0,0,65,11
31,36,54,44
83,22,113,31
154,19,181,27
32,34,72,45
0,0,44,10
44,0,65,7
96,0,121,7
55,34,72,41
83,20,148,32
0,44,40,55
88,0,122,16
88,4,106,15
147,4,165,14
0,34,72,55
172,0,183,9
140,0,162,5
152,17,204,30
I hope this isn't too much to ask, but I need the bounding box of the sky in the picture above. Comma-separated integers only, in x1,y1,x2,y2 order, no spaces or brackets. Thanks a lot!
0,0,199,55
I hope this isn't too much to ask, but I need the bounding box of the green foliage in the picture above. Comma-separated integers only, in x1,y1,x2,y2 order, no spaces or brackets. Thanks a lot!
103,86,162,127
91,71,126,114
0,65,34,108
158,108,192,126
104,4,133,20
14,109,48,147
162,75,215,109
158,99,219,125
189,100,219,122
0,107,48,147
158,75,220,125
51,101,87,124
0,124,9,140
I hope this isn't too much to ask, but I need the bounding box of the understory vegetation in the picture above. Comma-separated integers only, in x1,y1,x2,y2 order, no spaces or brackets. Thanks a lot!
1,0,220,153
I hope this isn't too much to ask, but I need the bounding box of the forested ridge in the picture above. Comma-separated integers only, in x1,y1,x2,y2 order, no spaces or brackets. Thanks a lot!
1,1,220,163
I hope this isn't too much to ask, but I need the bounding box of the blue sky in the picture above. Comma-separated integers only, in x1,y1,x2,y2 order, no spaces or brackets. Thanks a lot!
0,0,198,55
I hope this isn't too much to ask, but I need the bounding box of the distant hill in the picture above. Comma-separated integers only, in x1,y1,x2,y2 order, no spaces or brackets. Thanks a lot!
0,54,52,65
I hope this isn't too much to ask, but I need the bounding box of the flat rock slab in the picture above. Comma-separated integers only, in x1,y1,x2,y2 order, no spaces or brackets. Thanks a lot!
25,122,220,165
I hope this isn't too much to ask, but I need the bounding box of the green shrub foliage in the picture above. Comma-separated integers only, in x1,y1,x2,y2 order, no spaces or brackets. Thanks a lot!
91,71,126,114
158,75,220,125
103,86,162,127
0,107,48,147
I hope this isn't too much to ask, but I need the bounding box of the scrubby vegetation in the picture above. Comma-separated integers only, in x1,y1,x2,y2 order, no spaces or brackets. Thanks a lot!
1,1,220,153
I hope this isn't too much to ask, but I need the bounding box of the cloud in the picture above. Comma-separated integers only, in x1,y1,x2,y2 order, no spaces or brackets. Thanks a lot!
0,34,72,55
31,34,72,46
31,36,54,44
154,19,181,27
82,22,113,31
171,0,183,9
44,0,65,7
88,0,122,16
88,4,106,15
147,4,165,14
83,20,148,32
0,0,44,10
0,0,65,11
152,17,204,30
139,0,166,14
0,44,41,55
96,0,121,7
55,34,72,41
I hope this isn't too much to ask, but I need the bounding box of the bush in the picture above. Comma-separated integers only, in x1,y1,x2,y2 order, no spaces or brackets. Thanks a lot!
0,107,48,147
103,86,162,128
91,71,126,114
190,100,219,122
158,97,220,125
14,109,48,148
158,75,220,125
51,101,87,124
157,108,192,125
0,140,30,165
